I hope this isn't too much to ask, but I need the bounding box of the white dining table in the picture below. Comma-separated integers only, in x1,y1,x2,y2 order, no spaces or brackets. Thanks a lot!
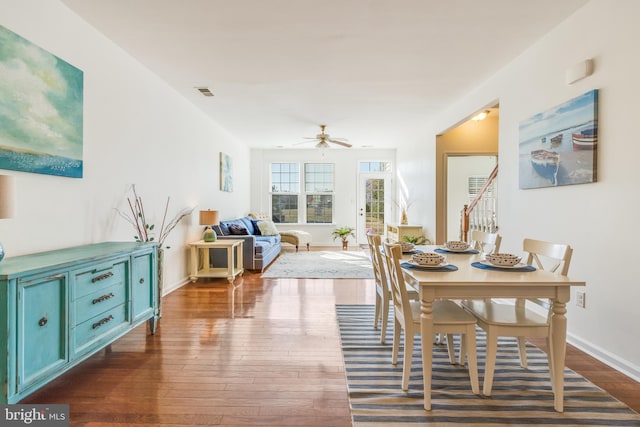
401,245,586,412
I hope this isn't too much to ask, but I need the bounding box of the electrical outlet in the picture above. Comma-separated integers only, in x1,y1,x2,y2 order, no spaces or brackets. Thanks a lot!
576,291,586,308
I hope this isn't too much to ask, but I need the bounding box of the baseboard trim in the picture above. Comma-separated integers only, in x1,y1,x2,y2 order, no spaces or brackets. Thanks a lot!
567,332,640,382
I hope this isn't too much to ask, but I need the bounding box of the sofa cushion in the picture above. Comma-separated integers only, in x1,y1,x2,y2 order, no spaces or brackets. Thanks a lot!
228,224,249,235
258,220,279,236
254,235,281,254
239,216,256,234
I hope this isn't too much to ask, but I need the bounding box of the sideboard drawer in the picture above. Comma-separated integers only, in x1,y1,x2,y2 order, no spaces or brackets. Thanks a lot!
74,282,127,326
73,259,127,299
73,303,128,356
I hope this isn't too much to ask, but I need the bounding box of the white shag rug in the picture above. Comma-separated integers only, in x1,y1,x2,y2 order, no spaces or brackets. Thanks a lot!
261,251,374,279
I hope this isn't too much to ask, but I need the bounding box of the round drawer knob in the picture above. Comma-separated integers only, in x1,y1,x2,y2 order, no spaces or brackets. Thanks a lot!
38,317,48,327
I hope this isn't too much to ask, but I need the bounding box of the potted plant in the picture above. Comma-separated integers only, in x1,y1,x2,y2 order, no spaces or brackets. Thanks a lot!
403,235,428,245
332,226,355,250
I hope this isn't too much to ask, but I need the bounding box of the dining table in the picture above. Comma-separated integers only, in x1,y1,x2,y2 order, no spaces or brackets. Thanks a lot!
401,245,586,412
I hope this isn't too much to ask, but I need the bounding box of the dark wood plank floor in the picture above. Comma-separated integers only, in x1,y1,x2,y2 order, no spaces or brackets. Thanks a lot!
22,248,640,426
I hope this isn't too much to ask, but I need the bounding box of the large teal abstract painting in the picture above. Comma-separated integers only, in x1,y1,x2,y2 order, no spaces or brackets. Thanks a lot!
0,25,83,178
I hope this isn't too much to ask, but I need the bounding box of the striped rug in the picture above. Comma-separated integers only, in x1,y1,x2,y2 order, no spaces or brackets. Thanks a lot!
336,304,640,426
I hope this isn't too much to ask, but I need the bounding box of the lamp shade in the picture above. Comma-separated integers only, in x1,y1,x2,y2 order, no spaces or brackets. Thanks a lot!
199,210,219,226
0,175,16,219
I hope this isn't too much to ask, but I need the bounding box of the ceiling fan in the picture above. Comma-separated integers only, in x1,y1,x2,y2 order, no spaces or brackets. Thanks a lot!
300,125,352,148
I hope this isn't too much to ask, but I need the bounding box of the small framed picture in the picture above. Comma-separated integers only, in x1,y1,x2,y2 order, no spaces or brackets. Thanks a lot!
220,152,233,192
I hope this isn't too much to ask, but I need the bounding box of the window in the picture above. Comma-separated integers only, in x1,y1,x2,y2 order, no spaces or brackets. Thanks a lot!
270,162,334,223
359,161,391,173
271,163,299,223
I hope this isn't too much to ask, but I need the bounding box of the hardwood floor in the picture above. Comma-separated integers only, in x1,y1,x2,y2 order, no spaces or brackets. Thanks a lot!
22,248,640,426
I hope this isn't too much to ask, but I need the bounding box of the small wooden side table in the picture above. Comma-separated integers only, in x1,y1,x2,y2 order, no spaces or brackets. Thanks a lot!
188,239,244,283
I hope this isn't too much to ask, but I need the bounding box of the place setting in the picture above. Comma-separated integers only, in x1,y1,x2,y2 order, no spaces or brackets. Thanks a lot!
401,252,458,271
399,241,424,255
471,253,536,272
435,240,480,254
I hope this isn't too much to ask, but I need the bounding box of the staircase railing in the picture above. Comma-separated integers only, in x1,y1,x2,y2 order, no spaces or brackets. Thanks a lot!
461,164,498,242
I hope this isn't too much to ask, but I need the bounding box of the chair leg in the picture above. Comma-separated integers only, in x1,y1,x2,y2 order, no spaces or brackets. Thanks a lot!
445,334,456,364
391,319,401,365
402,332,414,391
380,294,390,343
464,326,480,395
373,293,382,330
483,331,499,396
459,333,467,365
517,336,528,368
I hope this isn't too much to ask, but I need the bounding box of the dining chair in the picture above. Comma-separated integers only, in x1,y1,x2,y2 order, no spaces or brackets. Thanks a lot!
469,230,502,255
366,233,418,343
461,238,573,396
382,241,480,394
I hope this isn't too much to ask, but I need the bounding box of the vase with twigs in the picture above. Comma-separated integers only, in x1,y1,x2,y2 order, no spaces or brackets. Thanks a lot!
115,185,195,317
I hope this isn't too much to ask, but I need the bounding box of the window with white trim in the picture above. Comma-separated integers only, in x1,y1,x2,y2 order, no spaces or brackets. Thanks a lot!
270,162,334,224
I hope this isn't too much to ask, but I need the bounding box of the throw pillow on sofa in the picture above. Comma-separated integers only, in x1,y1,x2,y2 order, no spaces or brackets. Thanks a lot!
258,220,279,236
250,219,262,235
228,224,249,235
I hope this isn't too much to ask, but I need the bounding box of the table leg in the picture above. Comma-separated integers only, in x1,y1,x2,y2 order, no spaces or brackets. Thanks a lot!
226,244,234,283
190,246,198,282
550,299,567,412
420,293,435,411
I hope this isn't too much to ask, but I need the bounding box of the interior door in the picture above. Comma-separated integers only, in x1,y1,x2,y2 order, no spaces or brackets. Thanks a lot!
357,173,390,244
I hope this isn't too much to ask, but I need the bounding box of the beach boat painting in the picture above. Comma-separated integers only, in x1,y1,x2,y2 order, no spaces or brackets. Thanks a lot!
519,89,598,189
530,149,560,185
572,127,597,150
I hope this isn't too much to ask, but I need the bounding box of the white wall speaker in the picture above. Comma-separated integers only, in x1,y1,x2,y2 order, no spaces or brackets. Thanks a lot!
565,59,594,85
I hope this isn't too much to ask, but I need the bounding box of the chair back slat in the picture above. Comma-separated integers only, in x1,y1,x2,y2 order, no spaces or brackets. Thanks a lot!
523,238,572,276
470,230,502,254
521,238,573,320
382,241,413,327
367,233,389,293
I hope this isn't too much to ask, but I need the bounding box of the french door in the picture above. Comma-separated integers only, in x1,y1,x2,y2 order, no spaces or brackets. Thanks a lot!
357,173,390,244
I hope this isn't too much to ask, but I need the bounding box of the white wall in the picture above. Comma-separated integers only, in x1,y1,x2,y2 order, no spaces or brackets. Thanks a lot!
400,0,640,379
0,0,251,293
250,148,396,246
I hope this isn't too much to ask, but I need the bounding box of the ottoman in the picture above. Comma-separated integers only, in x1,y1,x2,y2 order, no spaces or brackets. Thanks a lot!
279,230,312,252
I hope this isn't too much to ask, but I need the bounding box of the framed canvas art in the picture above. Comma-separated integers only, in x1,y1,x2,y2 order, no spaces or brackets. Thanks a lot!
518,89,598,189
0,25,84,178
220,152,233,192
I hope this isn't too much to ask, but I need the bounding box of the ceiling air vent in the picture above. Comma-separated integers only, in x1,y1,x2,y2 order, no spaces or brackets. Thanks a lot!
196,87,214,97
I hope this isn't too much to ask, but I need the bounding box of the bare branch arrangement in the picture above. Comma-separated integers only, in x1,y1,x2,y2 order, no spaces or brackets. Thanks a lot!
116,185,194,248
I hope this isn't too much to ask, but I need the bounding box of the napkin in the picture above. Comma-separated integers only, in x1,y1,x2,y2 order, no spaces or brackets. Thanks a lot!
401,262,458,272
435,248,479,254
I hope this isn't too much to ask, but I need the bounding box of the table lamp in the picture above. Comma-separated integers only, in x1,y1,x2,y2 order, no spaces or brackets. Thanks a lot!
199,210,219,242
0,175,16,263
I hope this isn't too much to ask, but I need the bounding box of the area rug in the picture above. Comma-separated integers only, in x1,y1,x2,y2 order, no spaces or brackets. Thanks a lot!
336,304,640,426
261,251,374,279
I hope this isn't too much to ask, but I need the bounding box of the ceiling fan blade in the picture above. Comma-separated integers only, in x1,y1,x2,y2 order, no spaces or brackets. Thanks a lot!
328,139,352,148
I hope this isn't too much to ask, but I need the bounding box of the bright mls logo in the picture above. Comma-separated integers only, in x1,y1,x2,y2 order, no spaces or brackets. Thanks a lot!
1,405,69,426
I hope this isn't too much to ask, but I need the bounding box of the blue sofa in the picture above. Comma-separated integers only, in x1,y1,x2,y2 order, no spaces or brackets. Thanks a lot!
211,216,281,271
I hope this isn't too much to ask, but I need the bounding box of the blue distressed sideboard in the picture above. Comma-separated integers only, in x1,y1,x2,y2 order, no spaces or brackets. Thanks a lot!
0,242,158,404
